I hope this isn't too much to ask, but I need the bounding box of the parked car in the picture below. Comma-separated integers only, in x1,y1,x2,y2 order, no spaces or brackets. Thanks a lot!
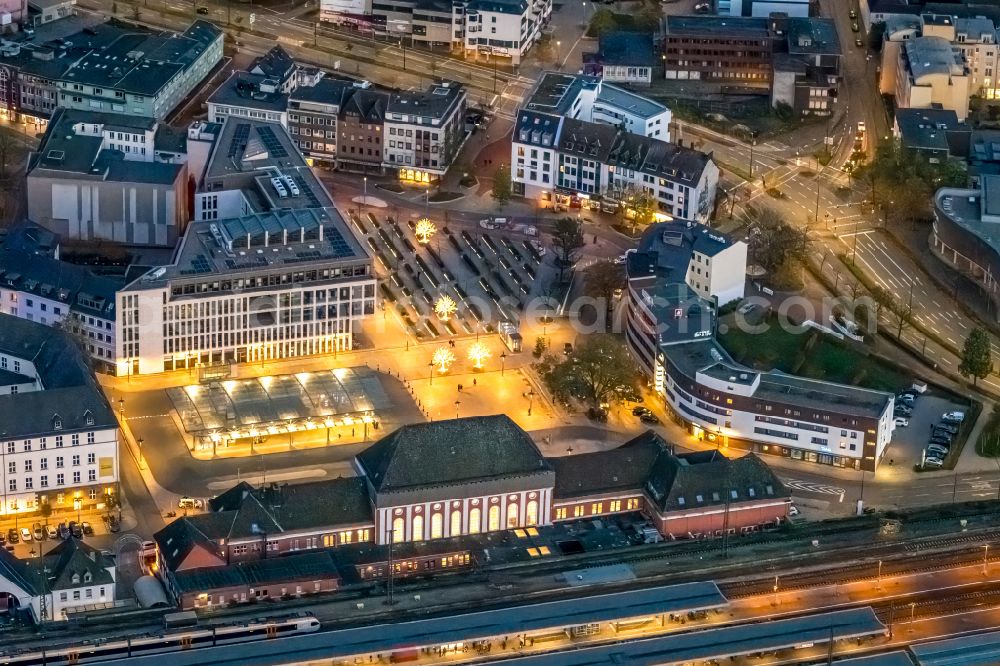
81,522,93,536
0,532,7,545
932,428,955,440
45,525,57,540
639,412,661,425
927,445,949,458
943,411,966,423
68,521,82,539
563,343,573,356
587,407,608,423
19,527,31,542
789,505,800,517
178,496,198,510
108,516,121,533
923,457,944,468
893,417,909,427
57,523,69,539
894,406,912,416
7,529,18,544
849,9,857,18
935,423,959,435
694,2,711,12
632,406,651,416
898,394,915,404
32,525,43,541
930,437,953,448
196,5,209,13
855,37,864,47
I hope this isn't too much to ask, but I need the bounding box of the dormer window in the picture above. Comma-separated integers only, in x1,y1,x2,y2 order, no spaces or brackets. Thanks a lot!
85,411,94,427
53,415,63,431
84,572,92,583
71,573,80,584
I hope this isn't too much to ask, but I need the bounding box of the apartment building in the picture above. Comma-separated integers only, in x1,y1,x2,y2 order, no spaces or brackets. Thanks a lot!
0,314,119,519
523,72,672,140
623,223,895,472
206,72,290,128
881,13,999,102
383,81,466,183
511,110,718,222
719,0,809,18
894,36,971,121
26,108,189,247
663,15,842,116
0,226,122,368
288,78,386,172
319,0,551,66
0,20,221,126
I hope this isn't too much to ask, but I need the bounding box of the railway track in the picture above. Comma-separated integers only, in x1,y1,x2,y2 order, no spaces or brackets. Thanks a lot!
719,543,1000,598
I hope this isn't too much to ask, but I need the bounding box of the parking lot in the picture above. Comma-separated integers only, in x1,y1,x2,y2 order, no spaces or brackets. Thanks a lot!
350,210,555,341
884,389,971,471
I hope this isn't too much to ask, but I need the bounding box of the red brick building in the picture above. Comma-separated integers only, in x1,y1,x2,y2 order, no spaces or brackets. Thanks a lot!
549,432,790,538
153,416,789,608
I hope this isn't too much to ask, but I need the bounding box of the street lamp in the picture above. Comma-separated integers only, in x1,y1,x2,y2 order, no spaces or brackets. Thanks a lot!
73,498,82,525
363,176,368,209
428,361,435,386
877,559,882,590
527,389,535,416
137,437,144,468
500,351,507,376
984,544,990,576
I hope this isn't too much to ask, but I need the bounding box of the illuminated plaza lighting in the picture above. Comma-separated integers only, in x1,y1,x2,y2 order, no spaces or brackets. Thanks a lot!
467,342,491,370
434,295,458,322
433,347,456,373
415,217,437,244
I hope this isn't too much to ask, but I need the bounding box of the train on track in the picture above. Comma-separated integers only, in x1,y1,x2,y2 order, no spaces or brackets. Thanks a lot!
1,613,320,665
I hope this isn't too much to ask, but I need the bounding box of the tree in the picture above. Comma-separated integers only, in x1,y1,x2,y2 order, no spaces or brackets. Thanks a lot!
960,327,993,386
617,185,657,234
887,292,914,342
742,206,809,275
636,2,663,32
552,217,584,281
581,259,624,323
587,8,617,37
0,130,15,179
533,336,547,359
39,501,52,527
542,334,639,407
491,164,511,210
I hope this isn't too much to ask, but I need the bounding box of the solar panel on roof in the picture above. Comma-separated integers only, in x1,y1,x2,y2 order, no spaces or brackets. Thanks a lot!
289,174,322,207
228,123,251,160
255,125,288,158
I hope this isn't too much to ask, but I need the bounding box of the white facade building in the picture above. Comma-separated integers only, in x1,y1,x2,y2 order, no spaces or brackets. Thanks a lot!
0,315,119,519
0,539,116,622
511,110,718,223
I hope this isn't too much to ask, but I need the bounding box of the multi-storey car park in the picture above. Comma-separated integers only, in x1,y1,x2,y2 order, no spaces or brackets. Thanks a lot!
625,222,896,472
114,118,375,377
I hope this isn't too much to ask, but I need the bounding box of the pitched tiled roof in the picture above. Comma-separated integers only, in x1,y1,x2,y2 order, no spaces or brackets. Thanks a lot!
43,539,114,591
153,515,226,571
171,550,340,594
357,415,553,496
548,431,789,513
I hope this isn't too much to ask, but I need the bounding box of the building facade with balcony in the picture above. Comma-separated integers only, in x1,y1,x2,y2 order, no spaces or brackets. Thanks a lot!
623,223,895,472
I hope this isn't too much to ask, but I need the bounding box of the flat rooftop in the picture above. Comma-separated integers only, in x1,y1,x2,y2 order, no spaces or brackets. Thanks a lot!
128,207,368,290
666,15,771,38
202,118,333,212
596,83,667,120
668,340,892,418
935,182,1000,254
166,367,391,435
524,71,596,115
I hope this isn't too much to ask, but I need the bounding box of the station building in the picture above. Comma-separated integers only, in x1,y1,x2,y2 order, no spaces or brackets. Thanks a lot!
625,222,896,472
153,415,789,608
